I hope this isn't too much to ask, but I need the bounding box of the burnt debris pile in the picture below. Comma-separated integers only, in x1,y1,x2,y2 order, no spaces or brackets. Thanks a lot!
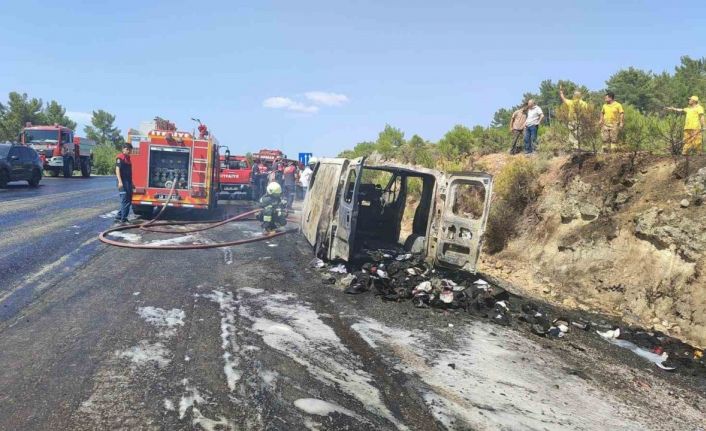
310,250,705,377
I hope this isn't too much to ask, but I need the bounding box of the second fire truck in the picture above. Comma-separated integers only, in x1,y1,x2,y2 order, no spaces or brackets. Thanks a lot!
21,123,95,177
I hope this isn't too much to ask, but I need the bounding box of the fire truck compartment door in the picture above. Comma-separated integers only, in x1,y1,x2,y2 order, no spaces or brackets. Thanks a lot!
330,157,364,261
301,158,348,255
433,173,493,273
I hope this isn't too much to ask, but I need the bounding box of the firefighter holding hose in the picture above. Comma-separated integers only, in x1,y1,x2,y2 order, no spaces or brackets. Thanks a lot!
258,181,288,232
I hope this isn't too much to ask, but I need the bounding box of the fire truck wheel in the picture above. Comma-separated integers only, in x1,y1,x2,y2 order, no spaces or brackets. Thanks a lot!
28,169,41,187
63,158,74,178
0,169,8,188
80,158,92,177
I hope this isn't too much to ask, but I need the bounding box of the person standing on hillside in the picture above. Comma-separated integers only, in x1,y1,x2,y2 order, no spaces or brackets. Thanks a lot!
599,91,625,153
667,96,705,155
509,104,528,154
560,85,589,147
524,100,544,154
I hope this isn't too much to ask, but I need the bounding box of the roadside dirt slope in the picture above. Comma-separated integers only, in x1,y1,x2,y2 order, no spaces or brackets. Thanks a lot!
478,153,706,348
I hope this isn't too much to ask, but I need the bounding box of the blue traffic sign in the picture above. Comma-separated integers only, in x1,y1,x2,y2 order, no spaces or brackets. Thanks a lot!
298,152,313,165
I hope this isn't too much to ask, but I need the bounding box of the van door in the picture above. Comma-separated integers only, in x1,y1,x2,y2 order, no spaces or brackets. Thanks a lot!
330,157,364,260
301,158,349,255
432,173,493,273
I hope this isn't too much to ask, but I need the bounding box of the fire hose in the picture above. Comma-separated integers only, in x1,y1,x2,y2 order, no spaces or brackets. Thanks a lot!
98,180,298,250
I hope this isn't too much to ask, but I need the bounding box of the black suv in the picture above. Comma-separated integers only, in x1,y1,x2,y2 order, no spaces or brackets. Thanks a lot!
0,143,43,188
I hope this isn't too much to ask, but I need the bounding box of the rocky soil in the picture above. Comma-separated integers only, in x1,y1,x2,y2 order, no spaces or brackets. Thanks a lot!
478,153,706,348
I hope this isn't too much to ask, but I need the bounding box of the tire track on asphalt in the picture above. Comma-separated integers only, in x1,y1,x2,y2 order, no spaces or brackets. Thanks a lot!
0,204,115,252
0,187,113,216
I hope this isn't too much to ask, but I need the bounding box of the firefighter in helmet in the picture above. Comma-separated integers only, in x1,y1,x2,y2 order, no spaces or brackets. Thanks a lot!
258,181,288,232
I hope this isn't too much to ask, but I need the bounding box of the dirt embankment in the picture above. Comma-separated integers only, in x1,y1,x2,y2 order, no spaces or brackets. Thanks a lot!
477,153,706,348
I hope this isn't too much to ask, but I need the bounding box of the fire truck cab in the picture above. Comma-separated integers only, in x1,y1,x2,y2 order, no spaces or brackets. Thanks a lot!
21,124,95,177
219,153,253,199
128,119,220,217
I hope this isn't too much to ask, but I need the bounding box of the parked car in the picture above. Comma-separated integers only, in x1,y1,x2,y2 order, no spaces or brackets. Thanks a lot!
0,143,43,188
301,157,493,274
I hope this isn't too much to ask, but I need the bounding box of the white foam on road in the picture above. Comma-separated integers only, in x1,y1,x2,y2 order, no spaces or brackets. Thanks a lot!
236,288,407,430
178,379,236,431
294,398,363,421
107,231,142,243
222,247,233,265
352,319,645,431
202,290,242,391
164,399,175,411
99,210,119,219
147,235,197,246
117,340,170,368
137,306,185,337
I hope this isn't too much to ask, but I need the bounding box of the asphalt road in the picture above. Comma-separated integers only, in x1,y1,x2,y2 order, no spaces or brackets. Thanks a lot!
0,178,704,430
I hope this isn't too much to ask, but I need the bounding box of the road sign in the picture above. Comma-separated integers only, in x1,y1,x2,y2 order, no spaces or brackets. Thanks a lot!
298,152,313,166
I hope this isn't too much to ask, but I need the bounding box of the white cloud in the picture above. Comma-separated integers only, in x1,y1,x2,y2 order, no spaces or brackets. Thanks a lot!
66,111,93,124
304,91,349,106
262,97,319,114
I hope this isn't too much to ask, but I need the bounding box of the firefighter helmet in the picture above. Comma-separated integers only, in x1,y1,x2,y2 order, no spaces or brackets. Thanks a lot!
266,181,282,196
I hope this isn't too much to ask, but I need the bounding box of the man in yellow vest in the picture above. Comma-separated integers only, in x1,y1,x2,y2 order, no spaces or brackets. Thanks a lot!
560,85,589,116
667,96,705,155
560,84,589,148
599,91,624,153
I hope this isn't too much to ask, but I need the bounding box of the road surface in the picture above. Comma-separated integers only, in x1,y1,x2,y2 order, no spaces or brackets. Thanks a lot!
0,177,704,430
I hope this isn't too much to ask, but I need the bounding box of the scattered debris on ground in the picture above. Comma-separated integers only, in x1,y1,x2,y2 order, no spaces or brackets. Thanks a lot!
310,248,706,378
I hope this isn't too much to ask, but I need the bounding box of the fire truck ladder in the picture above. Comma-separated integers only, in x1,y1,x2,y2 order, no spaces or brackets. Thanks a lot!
191,140,210,188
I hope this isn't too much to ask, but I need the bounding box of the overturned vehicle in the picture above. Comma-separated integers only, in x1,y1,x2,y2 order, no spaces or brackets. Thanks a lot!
300,157,493,273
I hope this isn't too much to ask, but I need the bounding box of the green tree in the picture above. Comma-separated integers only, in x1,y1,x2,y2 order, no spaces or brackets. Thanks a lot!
43,100,77,129
338,141,376,158
605,67,657,113
491,108,514,128
398,134,435,166
0,92,45,141
84,110,122,148
671,56,706,105
376,124,405,159
438,124,473,158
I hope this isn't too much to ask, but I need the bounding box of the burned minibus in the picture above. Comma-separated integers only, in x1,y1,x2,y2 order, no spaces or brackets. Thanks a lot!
300,157,492,273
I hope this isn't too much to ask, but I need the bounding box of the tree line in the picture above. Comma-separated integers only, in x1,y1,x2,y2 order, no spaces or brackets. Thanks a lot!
0,92,123,174
0,92,122,147
340,56,706,161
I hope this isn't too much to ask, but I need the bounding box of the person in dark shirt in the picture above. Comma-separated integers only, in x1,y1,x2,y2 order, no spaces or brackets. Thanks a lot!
114,143,133,223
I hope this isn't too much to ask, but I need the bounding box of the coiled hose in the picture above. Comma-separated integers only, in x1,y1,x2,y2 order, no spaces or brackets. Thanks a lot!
98,180,298,250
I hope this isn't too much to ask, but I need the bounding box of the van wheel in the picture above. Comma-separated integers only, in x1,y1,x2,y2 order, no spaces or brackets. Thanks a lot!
46,169,59,177
81,158,92,177
63,158,74,178
28,170,41,187
0,169,8,188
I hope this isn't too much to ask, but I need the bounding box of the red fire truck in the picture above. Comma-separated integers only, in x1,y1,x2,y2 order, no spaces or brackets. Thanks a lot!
128,118,220,217
219,153,253,199
21,124,95,177
253,148,285,168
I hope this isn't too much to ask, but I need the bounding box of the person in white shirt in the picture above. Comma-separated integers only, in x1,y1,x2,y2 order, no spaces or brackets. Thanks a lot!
299,161,314,195
523,99,544,153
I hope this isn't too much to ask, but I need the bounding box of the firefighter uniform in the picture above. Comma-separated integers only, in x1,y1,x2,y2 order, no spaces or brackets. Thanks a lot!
258,182,288,232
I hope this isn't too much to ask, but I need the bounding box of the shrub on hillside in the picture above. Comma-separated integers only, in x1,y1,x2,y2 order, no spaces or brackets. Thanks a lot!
484,157,541,253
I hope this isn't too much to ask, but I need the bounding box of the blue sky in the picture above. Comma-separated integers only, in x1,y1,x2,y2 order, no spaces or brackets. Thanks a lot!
1,0,703,157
